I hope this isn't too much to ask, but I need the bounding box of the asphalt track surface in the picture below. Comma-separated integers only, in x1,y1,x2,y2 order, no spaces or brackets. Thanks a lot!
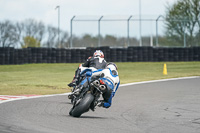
0,77,200,133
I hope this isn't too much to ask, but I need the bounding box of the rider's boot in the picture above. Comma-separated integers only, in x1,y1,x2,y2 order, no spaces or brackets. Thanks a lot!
68,68,81,87
68,78,78,87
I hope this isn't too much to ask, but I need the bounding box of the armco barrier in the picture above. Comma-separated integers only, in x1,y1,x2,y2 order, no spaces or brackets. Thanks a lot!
0,47,200,65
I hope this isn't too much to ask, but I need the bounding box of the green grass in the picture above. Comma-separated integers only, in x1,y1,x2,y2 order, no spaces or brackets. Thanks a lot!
0,62,200,95
118,62,200,83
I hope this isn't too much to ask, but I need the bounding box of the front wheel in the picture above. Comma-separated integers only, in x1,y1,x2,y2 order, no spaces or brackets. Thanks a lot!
70,93,94,117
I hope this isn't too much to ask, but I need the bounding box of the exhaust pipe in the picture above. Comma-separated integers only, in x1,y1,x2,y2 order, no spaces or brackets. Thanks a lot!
99,85,106,91
93,80,100,86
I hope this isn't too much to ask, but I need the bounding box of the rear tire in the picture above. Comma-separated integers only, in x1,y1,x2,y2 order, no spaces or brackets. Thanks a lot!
70,93,94,117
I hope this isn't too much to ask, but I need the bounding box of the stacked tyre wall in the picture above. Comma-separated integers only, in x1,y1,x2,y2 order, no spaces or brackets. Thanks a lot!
0,47,200,65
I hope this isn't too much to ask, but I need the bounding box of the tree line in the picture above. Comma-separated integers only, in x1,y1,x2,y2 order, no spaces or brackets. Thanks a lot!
0,0,199,48
0,19,157,48
0,19,69,48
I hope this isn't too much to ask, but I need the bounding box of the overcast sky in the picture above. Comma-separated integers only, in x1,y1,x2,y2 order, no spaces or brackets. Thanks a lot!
0,0,177,37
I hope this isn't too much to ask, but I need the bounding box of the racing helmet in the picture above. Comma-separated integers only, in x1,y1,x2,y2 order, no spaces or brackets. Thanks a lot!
93,50,104,58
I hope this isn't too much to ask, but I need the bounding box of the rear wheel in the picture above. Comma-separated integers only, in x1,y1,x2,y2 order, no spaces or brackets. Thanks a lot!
70,93,94,117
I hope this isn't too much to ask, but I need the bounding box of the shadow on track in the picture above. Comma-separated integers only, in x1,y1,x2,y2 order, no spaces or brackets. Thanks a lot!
66,115,108,119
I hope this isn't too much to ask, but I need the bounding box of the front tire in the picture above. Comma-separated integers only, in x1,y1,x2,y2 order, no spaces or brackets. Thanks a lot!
70,93,94,117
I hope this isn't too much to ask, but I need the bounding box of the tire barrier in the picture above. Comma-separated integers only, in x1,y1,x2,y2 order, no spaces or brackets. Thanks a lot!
0,47,200,65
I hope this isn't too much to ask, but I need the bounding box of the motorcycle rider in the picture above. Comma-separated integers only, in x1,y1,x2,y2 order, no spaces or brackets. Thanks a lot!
73,62,120,109
68,50,107,87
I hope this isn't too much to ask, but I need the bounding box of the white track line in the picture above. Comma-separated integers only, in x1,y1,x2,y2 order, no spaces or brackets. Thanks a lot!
0,93,71,104
120,76,200,87
0,76,199,104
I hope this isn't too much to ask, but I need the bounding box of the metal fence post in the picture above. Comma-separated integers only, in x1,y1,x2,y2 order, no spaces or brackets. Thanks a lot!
139,0,142,46
55,6,60,47
156,15,164,47
70,16,75,48
98,16,103,47
127,16,132,47
183,20,187,47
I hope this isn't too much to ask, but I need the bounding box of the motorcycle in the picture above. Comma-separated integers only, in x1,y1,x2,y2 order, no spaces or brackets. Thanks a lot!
69,68,107,117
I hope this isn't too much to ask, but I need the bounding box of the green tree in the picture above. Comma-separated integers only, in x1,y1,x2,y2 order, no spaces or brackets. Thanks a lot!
22,36,40,48
165,0,200,46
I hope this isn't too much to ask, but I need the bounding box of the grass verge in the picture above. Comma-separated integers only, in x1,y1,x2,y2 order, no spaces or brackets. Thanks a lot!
0,62,199,95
